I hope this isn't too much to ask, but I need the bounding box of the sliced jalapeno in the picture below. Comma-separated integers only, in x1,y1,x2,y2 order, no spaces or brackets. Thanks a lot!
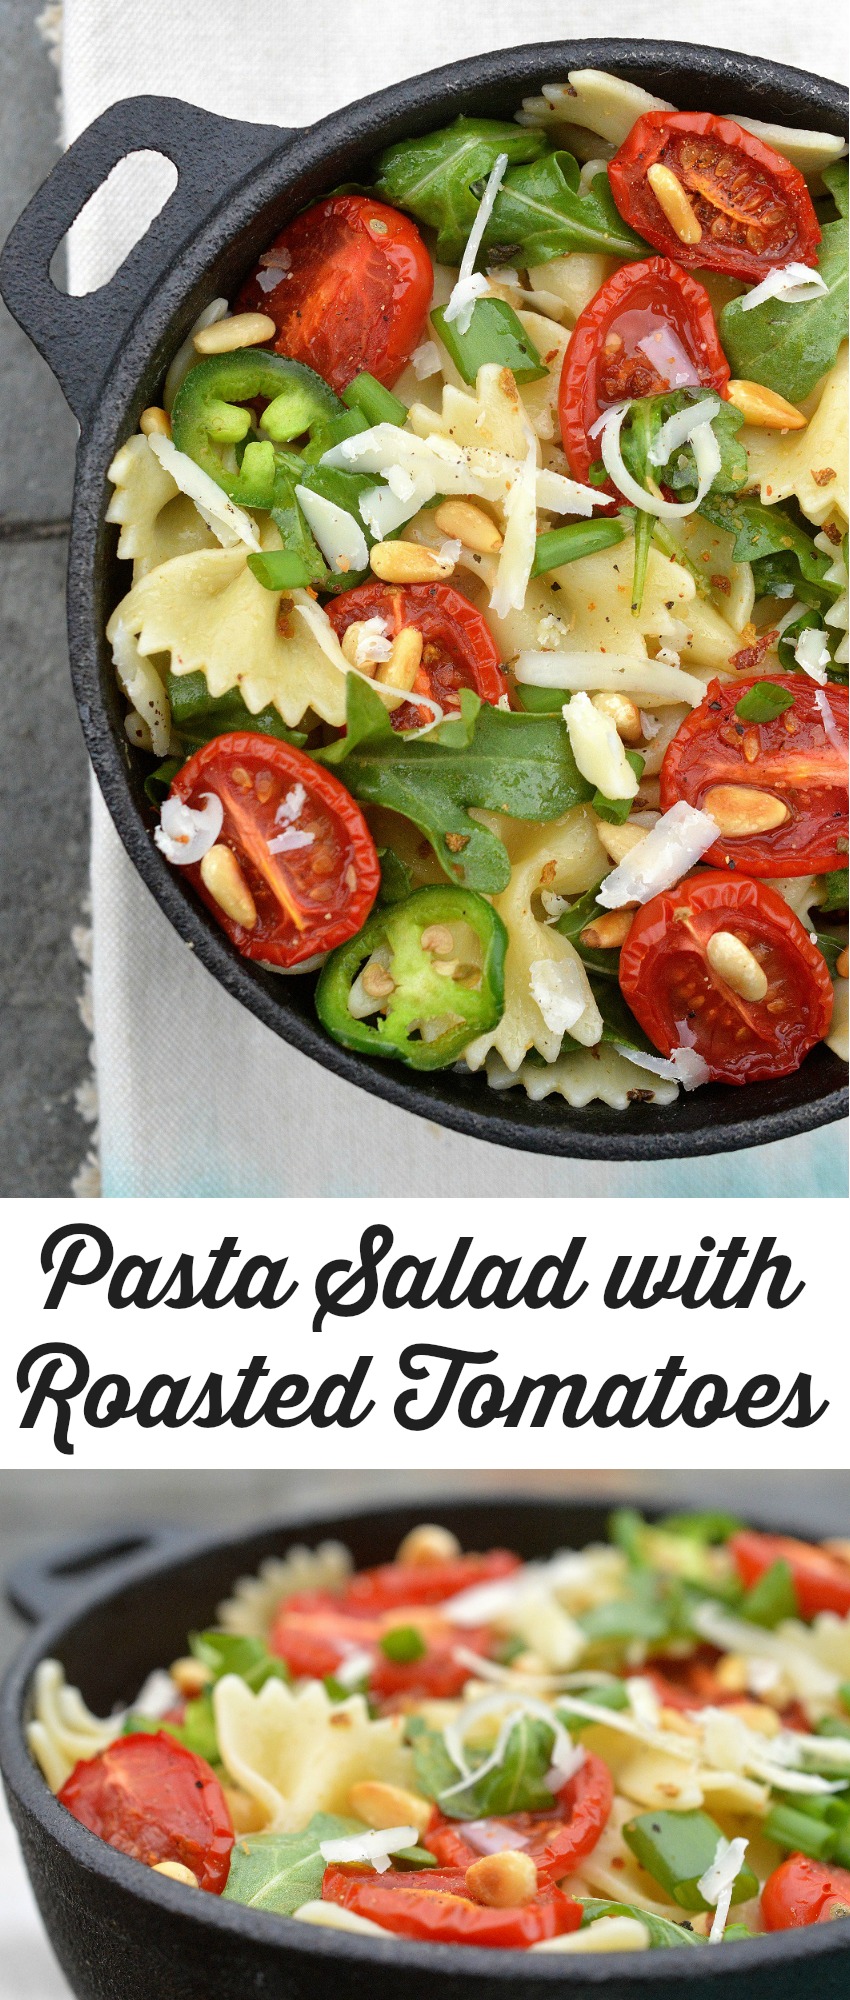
316,885,507,1070
171,348,342,508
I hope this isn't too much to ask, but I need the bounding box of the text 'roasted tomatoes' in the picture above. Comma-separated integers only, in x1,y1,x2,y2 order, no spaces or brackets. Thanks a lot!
558,258,730,486
322,1864,583,1947
425,1753,613,1884
57,1733,234,1893
661,676,849,877
238,194,433,392
618,872,833,1084
762,1855,850,1930
327,582,509,730
730,1530,850,1620
608,113,821,281
168,733,380,967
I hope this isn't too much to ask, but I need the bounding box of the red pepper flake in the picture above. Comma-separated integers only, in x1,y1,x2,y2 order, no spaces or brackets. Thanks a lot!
730,629,778,672
822,521,843,545
711,573,731,595
812,468,837,487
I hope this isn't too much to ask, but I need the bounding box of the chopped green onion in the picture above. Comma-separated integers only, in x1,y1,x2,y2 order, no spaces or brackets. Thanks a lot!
380,1624,428,1663
342,372,408,427
532,517,625,576
593,751,644,825
588,460,609,487
431,298,547,386
391,1844,438,1868
301,406,370,463
765,1802,837,1862
734,682,795,724
247,549,312,591
514,682,570,713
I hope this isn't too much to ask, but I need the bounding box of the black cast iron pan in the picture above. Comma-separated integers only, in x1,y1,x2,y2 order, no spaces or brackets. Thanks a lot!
0,43,847,1160
2,1491,850,1998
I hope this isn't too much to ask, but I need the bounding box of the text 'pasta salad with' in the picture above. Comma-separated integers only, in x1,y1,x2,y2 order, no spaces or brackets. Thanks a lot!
106,67,849,1111
32,1514,850,1952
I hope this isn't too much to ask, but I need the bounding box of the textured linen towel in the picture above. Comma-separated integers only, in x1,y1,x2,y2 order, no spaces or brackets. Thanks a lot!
61,0,848,1196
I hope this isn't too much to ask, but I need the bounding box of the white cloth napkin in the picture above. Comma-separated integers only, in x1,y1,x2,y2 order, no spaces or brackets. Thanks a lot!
59,0,848,1196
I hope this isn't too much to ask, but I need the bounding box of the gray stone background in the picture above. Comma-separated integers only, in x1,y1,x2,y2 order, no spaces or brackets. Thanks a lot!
0,0,88,1198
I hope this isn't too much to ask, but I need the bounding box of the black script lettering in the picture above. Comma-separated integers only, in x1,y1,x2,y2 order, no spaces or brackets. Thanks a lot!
41,1225,113,1309
18,1343,89,1455
313,1225,393,1330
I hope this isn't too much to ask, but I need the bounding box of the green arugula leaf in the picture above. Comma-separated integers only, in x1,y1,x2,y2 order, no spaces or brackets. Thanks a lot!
144,757,181,807
821,868,848,912
480,154,649,268
316,678,592,892
374,118,546,263
578,1898,700,1947
410,1717,558,1818
189,1630,289,1693
719,162,849,403
734,682,795,723
698,492,836,610
123,1694,220,1768
166,671,307,752
223,1812,360,1914
643,394,748,498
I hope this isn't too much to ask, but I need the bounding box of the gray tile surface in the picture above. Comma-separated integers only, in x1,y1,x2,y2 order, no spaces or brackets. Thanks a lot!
0,1,88,1194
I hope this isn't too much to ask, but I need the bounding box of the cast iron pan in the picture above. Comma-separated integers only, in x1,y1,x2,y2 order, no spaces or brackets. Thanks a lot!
0,43,847,1160
3,1493,850,1998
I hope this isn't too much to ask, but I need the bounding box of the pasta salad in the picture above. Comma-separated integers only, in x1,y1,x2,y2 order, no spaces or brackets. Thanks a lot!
32,1514,850,1952
105,67,849,1111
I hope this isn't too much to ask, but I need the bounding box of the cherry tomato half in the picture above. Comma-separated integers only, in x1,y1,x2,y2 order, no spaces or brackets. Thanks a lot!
661,676,849,877
57,1733,234,1893
558,257,730,487
237,194,433,392
168,733,380,967
608,113,821,281
730,1530,850,1620
327,582,509,731
268,1589,492,1701
339,1548,520,1613
618,872,833,1084
762,1855,850,1930
322,1864,582,1947
425,1752,613,1885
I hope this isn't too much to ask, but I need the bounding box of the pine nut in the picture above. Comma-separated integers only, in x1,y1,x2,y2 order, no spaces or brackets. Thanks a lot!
340,622,378,675
596,820,648,865
591,690,643,744
376,625,424,692
466,1850,538,1908
140,405,172,438
580,910,634,949
714,1653,749,1693
200,845,258,929
349,1781,432,1835
433,500,504,554
193,312,276,354
397,1523,461,1566
371,541,456,584
152,1862,199,1888
726,379,807,430
706,929,769,1001
421,924,455,958
704,785,789,836
170,1657,211,1698
647,163,703,245
835,947,848,979
724,1700,780,1737
361,962,396,999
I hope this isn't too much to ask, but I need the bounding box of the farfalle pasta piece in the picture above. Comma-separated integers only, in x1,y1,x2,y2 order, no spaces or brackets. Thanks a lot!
216,1541,353,1638
26,1659,122,1793
484,1044,680,1109
744,344,849,526
106,432,217,581
213,1675,414,1833
106,549,354,731
408,360,533,460
486,540,744,675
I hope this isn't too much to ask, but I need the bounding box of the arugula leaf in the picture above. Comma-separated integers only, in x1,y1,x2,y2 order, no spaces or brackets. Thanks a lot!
578,1898,699,1947
410,1717,558,1819
223,1812,360,1914
123,1694,219,1767
189,1630,289,1693
374,118,546,263
821,868,848,912
651,396,748,498
734,682,795,723
480,154,648,268
316,678,592,893
144,757,181,807
698,493,836,610
166,671,307,752
719,162,849,403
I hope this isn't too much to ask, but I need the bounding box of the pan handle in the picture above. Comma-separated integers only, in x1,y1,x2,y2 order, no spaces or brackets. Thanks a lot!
6,1524,194,1625
0,94,292,429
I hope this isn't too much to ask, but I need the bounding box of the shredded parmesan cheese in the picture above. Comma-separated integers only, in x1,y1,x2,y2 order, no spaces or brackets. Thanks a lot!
740,262,829,311
597,800,720,908
319,1826,420,1872
697,1834,750,1942
294,485,368,573
154,793,223,865
146,434,260,549
444,153,510,335
562,691,639,799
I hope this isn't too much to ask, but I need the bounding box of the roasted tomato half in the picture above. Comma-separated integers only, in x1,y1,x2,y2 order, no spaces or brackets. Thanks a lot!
327,582,509,730
608,112,821,281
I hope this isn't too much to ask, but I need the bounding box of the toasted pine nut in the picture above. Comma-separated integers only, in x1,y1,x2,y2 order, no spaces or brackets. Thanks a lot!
706,929,769,1001
140,405,172,438
193,312,276,354
371,541,455,584
726,379,807,430
704,784,789,837
200,844,257,929
223,1785,267,1834
152,1862,199,1888
647,163,702,245
397,1523,461,1566
433,499,504,554
596,820,648,865
361,961,396,999
836,948,848,980
340,622,378,675
580,910,634,950
421,924,455,958
170,1656,211,1698
377,625,424,692
714,1653,749,1693
591,690,643,745
823,1538,850,1564
725,1700,781,1737
349,1780,432,1835
466,1850,538,1908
